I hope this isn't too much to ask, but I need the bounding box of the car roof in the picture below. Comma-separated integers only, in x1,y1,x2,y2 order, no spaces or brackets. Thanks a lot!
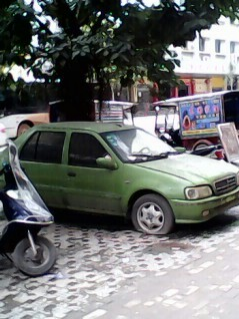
33,121,136,134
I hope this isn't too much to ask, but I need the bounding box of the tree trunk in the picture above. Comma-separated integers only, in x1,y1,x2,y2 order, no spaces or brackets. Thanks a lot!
56,57,95,121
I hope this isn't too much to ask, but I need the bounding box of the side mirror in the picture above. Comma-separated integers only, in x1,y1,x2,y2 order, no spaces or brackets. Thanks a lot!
174,146,186,153
96,157,118,170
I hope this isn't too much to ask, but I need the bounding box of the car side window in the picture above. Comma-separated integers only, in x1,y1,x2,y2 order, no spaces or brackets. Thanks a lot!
69,133,108,167
19,132,39,161
20,131,65,164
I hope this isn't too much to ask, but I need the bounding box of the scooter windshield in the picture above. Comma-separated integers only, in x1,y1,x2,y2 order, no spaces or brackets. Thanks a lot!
7,139,52,219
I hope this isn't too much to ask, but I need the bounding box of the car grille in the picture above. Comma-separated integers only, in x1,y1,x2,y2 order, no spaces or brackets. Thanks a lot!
214,175,237,195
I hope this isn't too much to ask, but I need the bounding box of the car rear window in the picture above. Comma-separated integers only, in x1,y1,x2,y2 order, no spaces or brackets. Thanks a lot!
20,131,65,164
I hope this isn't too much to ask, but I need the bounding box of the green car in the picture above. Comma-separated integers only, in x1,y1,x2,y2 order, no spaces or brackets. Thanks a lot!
6,122,239,235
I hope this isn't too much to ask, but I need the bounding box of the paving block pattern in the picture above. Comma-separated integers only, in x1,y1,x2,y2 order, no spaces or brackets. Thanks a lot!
0,209,239,318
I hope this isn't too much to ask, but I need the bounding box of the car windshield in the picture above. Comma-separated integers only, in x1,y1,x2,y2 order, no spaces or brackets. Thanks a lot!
101,128,177,163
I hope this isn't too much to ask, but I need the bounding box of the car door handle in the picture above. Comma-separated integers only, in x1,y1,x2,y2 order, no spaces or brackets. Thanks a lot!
67,171,76,177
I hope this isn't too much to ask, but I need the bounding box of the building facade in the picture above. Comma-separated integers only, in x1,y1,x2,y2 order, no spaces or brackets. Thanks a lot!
172,16,239,97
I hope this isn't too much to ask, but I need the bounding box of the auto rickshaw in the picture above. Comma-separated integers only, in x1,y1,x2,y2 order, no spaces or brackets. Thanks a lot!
153,90,239,150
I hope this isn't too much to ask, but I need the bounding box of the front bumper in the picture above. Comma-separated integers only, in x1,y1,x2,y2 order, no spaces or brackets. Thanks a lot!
170,187,239,223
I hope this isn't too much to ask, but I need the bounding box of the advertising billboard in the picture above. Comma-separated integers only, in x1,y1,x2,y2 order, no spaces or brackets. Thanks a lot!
179,97,222,137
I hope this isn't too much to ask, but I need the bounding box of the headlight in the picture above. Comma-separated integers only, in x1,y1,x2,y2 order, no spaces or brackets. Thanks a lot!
185,186,212,200
236,172,239,186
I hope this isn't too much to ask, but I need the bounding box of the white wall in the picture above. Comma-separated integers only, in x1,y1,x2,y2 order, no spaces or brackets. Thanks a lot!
173,18,239,76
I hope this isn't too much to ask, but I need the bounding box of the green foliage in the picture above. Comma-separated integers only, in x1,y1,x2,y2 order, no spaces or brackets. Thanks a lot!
0,0,239,118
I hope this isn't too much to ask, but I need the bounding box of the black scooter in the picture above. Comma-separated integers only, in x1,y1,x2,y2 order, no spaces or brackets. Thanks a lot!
0,139,56,276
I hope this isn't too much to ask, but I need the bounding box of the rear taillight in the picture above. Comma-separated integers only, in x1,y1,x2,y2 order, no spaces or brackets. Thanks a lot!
0,124,6,133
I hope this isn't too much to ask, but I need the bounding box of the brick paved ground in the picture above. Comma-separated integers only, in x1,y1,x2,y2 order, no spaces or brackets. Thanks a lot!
0,208,239,318
78,231,239,319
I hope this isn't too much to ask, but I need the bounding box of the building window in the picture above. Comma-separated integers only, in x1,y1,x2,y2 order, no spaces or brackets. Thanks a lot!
230,41,236,54
215,40,222,53
199,37,205,52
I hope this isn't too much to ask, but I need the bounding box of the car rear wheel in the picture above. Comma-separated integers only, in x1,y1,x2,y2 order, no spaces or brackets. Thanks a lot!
17,122,31,136
131,194,175,235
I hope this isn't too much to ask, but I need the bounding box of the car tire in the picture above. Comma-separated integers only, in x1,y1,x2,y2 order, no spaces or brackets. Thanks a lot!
131,194,175,235
12,236,56,277
17,123,31,137
193,141,212,151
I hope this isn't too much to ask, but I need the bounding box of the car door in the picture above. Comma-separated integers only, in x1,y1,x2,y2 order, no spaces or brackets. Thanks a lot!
64,132,123,215
19,130,67,208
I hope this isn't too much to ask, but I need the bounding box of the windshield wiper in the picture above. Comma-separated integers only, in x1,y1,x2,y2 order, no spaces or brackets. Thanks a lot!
158,151,180,156
130,152,167,159
129,151,180,161
130,153,154,158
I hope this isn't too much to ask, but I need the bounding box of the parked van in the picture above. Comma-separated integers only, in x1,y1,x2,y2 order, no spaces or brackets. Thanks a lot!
154,90,239,150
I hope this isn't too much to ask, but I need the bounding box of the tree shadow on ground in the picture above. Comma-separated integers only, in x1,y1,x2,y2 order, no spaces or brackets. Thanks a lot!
52,207,239,239
52,208,130,232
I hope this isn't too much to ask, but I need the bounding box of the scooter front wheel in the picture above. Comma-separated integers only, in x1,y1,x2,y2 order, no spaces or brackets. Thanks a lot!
12,236,56,277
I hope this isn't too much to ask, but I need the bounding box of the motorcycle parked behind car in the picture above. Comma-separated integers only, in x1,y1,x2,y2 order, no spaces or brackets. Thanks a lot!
0,134,56,276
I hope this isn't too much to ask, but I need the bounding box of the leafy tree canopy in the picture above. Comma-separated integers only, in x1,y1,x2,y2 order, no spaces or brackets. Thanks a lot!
0,0,238,120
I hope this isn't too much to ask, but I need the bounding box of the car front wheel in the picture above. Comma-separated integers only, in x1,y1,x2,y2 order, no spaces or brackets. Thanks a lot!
131,194,175,235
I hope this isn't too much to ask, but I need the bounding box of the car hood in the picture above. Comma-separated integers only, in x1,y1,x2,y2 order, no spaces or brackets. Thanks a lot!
137,154,239,184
